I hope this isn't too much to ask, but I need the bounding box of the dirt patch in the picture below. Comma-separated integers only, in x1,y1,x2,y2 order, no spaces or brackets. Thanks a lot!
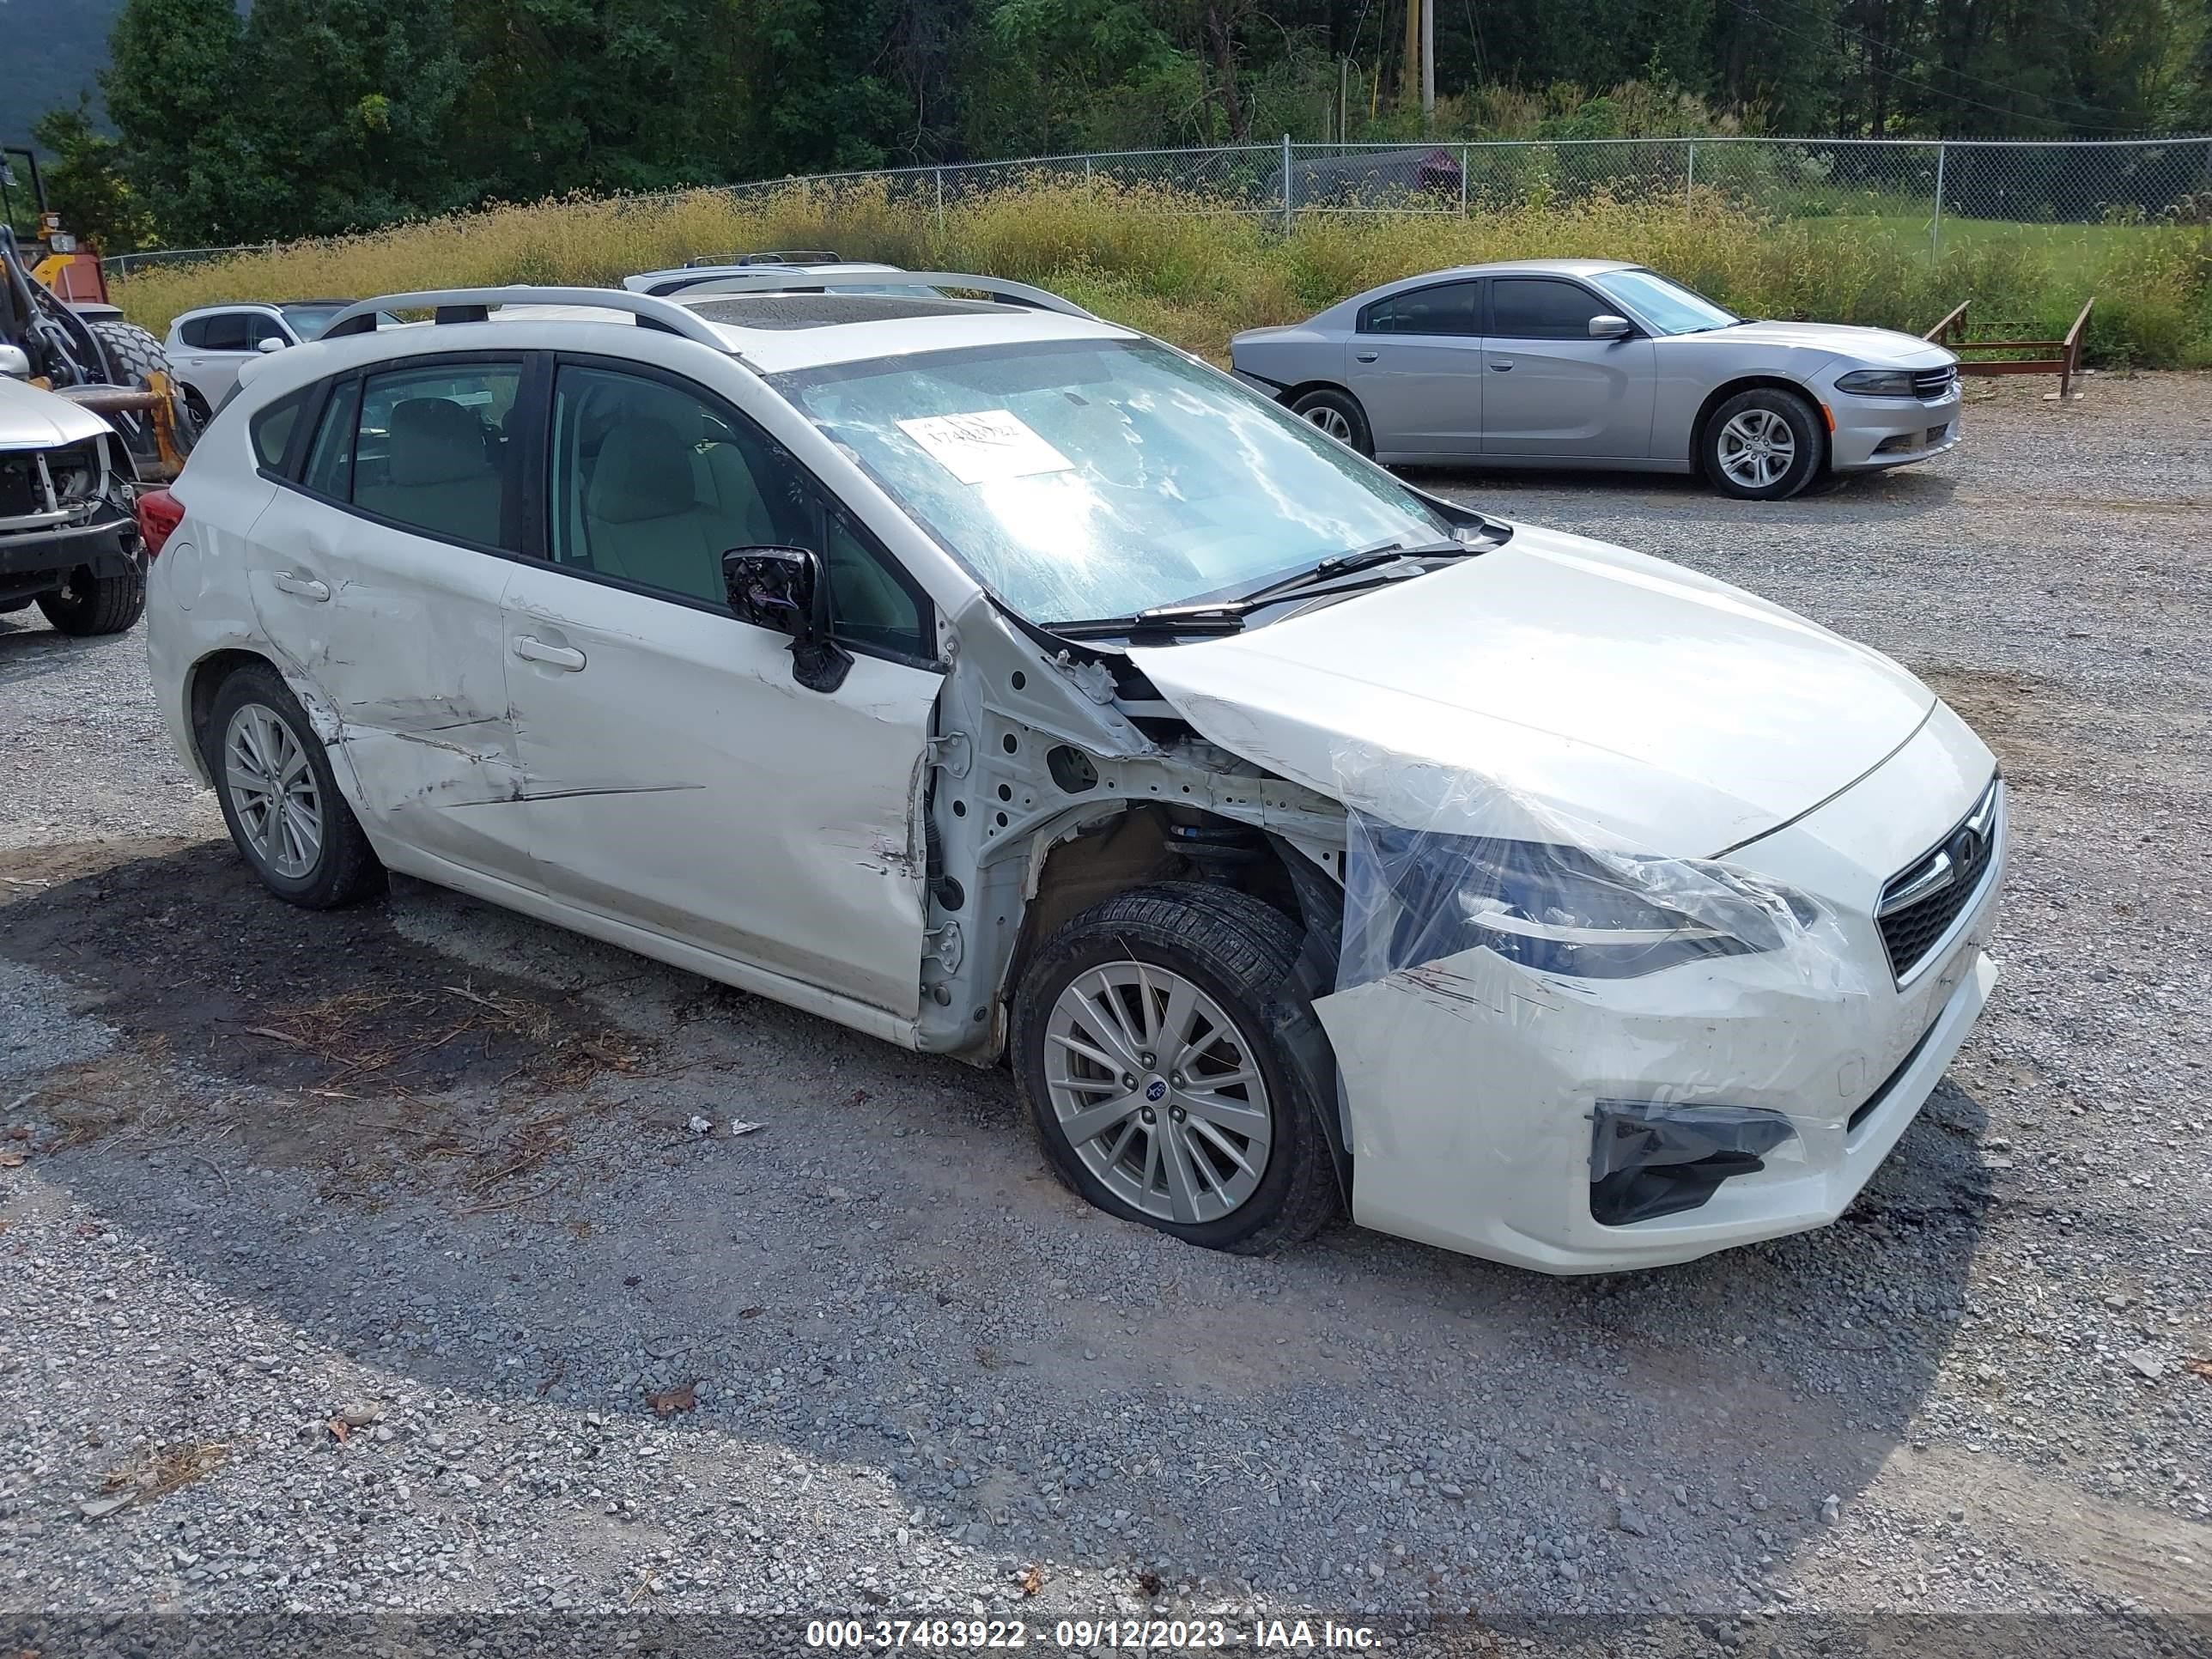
0,836,662,1203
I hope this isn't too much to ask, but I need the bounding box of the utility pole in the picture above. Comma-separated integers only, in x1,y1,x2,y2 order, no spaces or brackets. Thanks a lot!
1420,0,1434,131
1402,0,1419,112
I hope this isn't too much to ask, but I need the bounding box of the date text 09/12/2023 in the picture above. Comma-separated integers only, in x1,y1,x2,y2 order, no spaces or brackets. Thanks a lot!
804,1616,1382,1649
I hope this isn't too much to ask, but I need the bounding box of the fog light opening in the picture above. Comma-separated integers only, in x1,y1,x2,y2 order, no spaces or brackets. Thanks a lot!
1589,1101,1798,1226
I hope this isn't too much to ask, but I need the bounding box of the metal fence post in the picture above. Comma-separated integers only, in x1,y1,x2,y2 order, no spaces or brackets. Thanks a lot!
1281,134,1294,233
1460,144,1469,216
1931,142,1946,261
1685,140,1695,211
934,167,945,238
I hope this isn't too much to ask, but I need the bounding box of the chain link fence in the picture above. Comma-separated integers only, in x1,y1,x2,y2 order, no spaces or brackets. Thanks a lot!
106,135,2212,276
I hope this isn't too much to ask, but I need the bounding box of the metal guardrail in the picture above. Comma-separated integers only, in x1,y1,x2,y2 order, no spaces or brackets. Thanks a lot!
105,134,2212,276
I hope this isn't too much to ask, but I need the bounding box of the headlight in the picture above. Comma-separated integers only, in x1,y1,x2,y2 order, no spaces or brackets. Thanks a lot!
1364,834,1818,981
1835,368,1918,397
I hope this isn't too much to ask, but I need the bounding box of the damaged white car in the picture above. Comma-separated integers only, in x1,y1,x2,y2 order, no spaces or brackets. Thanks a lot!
143,276,2004,1273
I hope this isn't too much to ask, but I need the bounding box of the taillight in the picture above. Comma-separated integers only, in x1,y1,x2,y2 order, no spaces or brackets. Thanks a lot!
136,487,184,557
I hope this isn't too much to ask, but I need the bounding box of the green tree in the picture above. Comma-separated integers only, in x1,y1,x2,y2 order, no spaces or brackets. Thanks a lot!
27,97,152,253
103,0,262,243
235,0,473,235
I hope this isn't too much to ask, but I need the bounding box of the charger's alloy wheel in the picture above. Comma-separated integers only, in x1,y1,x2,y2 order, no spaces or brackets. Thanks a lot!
1042,960,1273,1224
224,702,324,879
1302,404,1355,442
1716,407,1798,490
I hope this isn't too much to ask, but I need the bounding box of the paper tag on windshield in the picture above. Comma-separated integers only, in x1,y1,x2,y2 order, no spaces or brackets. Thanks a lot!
896,410,1072,485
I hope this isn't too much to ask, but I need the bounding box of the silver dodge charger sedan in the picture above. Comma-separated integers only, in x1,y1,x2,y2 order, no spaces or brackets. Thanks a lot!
1229,258,1962,499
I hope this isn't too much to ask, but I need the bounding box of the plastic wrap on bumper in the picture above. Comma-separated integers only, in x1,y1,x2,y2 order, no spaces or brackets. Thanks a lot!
1310,741,1932,1273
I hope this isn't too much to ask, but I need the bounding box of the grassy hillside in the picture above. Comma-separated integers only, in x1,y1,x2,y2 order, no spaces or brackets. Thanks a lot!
112,179,2212,368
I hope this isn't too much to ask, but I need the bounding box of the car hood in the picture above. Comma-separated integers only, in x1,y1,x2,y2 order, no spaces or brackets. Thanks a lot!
1128,524,1936,856
1698,319,1954,368
0,376,116,449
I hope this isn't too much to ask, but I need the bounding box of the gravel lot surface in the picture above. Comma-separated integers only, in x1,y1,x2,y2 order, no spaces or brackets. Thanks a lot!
1,373,2208,1646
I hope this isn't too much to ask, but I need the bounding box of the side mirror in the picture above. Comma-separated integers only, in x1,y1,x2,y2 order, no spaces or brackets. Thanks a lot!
256,337,288,354
1588,313,1633,339
721,545,853,695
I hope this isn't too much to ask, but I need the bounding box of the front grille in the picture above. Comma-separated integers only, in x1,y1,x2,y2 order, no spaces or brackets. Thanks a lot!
0,453,41,522
1913,365,1958,399
1876,777,2002,981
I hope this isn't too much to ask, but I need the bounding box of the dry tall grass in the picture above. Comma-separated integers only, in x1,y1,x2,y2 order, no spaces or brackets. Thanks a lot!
113,179,2212,366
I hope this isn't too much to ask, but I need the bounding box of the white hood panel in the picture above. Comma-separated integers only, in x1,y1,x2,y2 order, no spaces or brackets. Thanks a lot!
1130,524,1936,855
0,376,117,450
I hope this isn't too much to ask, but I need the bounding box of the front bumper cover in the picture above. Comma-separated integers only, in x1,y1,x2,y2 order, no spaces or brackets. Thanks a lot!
1310,720,2004,1274
1827,386,1964,471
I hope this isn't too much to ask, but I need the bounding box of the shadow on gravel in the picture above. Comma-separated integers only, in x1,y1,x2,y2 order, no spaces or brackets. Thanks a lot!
0,835,2001,1610
0,616,143,685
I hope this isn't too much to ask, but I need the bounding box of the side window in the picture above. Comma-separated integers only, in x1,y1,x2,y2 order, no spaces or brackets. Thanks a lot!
1490,278,1607,340
549,364,928,656
348,362,523,551
178,316,210,349
199,312,254,352
250,313,289,348
1359,282,1479,337
249,387,311,473
301,380,362,499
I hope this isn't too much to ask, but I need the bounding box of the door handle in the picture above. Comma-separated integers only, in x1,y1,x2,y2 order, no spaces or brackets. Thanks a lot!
272,572,330,602
1354,351,1379,362
1487,360,1514,372
513,635,586,672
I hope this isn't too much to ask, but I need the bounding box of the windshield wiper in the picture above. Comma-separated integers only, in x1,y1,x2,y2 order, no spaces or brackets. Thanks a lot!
1046,538,1474,641
1146,538,1471,620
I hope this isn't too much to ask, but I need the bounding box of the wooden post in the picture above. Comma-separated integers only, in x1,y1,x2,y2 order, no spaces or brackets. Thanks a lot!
2061,298,2094,398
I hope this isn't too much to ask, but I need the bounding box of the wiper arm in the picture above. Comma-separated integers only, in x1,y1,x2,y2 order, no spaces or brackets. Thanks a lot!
1139,538,1471,625
1045,538,1476,641
1046,612,1249,641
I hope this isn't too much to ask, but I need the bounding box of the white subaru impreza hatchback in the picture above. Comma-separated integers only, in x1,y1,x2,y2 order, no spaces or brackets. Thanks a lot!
143,276,2005,1273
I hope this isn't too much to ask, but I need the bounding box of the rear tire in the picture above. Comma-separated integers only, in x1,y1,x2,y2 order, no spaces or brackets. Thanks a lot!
1702,386,1823,500
203,661,384,908
1289,387,1375,458
1012,882,1341,1255
36,564,145,636
85,318,169,386
85,317,200,460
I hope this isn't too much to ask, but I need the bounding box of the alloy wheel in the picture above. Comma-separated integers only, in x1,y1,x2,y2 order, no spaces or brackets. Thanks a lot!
1042,961,1274,1224
224,702,324,880
1717,408,1797,489
1303,405,1354,442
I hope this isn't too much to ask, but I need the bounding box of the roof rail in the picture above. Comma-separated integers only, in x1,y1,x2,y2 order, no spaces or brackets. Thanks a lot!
321,287,732,349
665,270,1098,320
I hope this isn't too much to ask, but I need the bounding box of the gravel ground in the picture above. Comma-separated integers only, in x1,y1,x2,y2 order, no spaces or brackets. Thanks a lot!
1,373,2208,1648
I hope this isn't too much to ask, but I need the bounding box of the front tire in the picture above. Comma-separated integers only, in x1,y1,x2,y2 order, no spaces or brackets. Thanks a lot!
1289,386,1375,458
36,563,145,635
1703,386,1823,500
203,662,384,908
1012,882,1340,1254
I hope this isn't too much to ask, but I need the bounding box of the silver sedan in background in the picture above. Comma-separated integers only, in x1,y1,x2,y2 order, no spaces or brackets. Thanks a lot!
1230,258,1961,499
